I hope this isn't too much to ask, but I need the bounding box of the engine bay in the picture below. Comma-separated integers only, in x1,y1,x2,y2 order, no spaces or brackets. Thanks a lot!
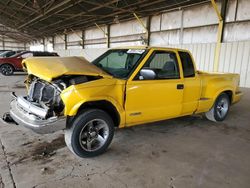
25,75,102,119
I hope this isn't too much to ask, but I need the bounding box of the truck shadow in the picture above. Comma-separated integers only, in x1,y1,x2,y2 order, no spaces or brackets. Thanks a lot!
7,114,242,165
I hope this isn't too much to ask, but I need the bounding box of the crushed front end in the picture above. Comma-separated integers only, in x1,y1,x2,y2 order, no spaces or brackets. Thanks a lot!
2,76,67,134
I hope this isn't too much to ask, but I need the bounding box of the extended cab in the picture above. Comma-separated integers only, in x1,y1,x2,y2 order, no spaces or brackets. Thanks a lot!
2,47,242,158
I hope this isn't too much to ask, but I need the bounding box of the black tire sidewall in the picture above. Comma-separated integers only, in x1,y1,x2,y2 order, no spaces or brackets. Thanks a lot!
214,93,230,122
70,109,114,158
0,64,14,76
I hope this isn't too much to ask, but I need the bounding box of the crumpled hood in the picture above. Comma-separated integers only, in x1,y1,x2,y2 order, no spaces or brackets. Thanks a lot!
22,56,112,82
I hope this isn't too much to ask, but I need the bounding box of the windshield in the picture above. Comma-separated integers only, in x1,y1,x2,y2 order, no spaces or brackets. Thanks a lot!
92,49,148,79
0,51,14,58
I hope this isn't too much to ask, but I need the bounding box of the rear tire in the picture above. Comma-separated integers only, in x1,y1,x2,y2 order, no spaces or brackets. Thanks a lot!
205,93,230,122
65,109,114,158
0,64,14,76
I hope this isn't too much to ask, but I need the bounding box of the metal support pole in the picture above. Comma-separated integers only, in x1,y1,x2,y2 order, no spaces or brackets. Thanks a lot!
64,33,67,50
234,0,238,21
69,28,84,48
146,16,151,46
220,0,228,42
82,30,85,49
95,23,109,48
211,0,226,72
2,35,5,50
52,36,55,51
180,9,184,44
42,38,45,51
107,25,110,48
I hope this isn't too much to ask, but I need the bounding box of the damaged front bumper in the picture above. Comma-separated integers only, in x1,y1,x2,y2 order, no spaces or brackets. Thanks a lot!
1,94,66,134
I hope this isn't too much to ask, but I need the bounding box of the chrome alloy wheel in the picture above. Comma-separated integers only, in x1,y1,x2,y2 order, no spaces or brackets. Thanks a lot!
216,97,229,119
79,119,109,152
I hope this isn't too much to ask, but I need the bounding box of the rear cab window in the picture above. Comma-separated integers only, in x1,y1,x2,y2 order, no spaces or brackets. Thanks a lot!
178,51,195,78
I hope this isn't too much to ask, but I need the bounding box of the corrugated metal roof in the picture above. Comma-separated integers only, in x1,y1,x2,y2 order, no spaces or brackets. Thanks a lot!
0,0,209,41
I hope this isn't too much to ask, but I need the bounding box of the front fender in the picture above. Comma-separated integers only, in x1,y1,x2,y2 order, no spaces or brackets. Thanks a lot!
60,84,125,126
66,96,124,117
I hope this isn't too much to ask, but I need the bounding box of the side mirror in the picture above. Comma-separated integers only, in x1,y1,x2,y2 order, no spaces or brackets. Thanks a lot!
139,69,156,80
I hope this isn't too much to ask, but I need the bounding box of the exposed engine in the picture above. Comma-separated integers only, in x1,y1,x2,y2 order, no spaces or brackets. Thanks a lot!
27,79,65,117
25,75,100,119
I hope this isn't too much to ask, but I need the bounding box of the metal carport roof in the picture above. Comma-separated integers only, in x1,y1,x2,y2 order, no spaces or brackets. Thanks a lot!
0,0,209,42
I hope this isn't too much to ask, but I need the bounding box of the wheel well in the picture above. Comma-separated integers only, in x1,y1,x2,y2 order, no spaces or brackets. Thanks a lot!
0,63,15,70
77,100,120,127
223,90,233,104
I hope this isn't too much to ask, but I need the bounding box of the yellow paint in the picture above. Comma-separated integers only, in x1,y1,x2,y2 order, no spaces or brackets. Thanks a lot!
214,21,223,72
133,13,148,34
22,56,111,82
211,0,223,21
25,47,242,128
211,0,224,72
133,13,149,45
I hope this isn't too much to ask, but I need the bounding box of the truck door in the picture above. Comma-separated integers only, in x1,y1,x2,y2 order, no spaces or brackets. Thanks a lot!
178,51,201,115
125,50,184,126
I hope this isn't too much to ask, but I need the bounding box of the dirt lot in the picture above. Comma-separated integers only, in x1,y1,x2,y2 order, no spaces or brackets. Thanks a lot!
0,73,250,188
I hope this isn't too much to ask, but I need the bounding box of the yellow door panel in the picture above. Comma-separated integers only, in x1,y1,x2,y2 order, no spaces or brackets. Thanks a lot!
182,76,201,115
125,79,184,125
125,49,184,126
177,50,201,115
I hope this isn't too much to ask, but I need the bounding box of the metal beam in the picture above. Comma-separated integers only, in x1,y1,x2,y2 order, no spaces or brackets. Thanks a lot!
46,0,153,35
70,28,82,40
23,0,86,29
211,0,222,21
64,34,67,50
179,9,184,44
211,0,227,72
95,23,109,48
81,0,129,13
2,35,5,50
35,0,147,35
0,0,214,42
82,30,85,49
9,0,30,19
107,25,110,48
42,38,45,51
220,0,228,42
234,0,238,21
39,0,120,31
52,36,55,50
18,0,74,29
133,13,149,45
11,0,38,12
147,16,151,46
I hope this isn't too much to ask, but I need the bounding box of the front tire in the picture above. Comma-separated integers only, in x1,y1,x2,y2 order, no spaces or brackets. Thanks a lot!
205,93,230,122
65,109,114,158
0,64,14,76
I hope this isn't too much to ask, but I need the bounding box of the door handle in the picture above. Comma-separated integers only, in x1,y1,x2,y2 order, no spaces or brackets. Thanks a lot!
177,84,184,90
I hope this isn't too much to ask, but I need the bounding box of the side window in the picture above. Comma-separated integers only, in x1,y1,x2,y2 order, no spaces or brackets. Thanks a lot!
179,51,195,78
137,51,179,80
21,53,33,59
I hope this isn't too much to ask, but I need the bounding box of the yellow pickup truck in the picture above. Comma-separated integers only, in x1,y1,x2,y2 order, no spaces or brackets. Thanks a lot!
2,47,242,158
